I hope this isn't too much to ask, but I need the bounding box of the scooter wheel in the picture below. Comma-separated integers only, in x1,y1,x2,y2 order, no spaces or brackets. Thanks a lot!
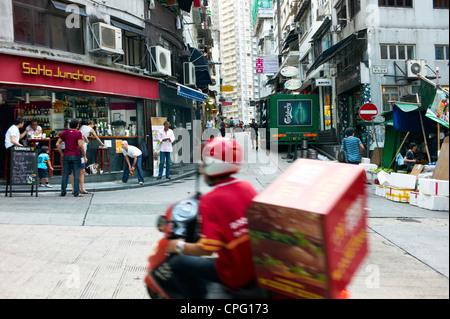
147,286,164,299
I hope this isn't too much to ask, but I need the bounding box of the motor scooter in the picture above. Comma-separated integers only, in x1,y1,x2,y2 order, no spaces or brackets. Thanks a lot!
144,170,350,300
144,169,274,299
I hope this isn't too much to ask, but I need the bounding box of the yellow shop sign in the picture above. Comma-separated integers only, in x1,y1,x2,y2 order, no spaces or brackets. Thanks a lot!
22,62,97,83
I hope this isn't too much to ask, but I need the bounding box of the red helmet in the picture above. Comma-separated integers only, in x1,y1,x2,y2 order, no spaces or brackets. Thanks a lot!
202,137,243,177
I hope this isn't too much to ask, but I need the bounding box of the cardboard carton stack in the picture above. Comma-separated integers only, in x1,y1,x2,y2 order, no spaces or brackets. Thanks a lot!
359,158,378,183
247,159,368,299
375,169,449,211
416,178,449,211
375,172,417,203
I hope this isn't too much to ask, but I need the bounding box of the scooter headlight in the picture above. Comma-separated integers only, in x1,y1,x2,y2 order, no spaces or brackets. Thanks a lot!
171,198,198,223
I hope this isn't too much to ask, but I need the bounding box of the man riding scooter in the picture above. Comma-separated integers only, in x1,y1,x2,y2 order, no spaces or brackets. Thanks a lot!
160,137,258,299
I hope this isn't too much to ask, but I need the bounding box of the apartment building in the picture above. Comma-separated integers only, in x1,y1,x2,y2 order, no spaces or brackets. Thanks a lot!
252,0,276,102
211,0,257,123
310,0,449,146
260,0,448,156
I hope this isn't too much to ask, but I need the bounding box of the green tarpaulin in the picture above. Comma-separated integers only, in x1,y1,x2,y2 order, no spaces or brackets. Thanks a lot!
394,102,420,113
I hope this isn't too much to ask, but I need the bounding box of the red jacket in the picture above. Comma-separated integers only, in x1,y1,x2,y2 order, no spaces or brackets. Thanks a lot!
198,178,258,291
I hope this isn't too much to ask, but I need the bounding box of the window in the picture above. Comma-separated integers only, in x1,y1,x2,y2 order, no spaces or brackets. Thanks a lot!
381,44,415,60
378,0,413,7
337,3,347,29
433,0,449,8
435,45,450,60
13,0,84,54
382,86,400,112
116,31,145,68
349,0,361,18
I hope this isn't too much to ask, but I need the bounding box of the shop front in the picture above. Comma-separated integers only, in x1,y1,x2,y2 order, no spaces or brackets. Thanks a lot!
335,66,371,147
0,53,159,179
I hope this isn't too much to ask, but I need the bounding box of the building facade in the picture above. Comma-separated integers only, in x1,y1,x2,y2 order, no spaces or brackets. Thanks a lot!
0,0,214,178
211,0,257,123
259,0,448,153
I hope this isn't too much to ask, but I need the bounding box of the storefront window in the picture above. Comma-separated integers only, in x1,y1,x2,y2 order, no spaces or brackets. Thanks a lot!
322,87,334,130
162,106,190,130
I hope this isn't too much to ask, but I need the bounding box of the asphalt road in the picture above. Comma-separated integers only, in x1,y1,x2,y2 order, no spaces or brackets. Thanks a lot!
0,141,448,299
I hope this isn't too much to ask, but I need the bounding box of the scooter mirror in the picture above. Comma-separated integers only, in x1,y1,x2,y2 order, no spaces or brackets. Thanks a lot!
157,215,167,232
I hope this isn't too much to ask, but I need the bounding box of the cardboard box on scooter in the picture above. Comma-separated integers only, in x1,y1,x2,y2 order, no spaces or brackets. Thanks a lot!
247,159,368,299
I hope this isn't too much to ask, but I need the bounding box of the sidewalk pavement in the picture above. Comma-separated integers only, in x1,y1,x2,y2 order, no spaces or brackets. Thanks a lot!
1,163,199,195
0,147,448,299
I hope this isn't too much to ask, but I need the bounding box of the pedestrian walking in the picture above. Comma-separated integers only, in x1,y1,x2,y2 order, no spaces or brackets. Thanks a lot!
228,117,236,139
56,118,87,197
249,119,259,150
341,127,364,164
120,140,144,185
157,121,175,180
37,146,53,188
205,117,216,139
219,119,226,138
70,126,89,194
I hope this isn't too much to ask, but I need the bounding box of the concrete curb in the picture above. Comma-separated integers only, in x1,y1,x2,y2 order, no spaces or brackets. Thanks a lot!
1,169,198,195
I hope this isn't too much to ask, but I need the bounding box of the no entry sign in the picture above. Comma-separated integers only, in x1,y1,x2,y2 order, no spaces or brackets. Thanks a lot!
359,103,379,121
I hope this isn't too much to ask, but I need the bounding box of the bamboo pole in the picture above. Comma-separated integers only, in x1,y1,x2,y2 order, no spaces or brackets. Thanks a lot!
419,110,432,162
389,132,410,169
437,123,441,152
416,93,432,163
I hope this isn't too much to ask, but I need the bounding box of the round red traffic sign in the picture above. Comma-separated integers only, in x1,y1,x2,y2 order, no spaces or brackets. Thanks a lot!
359,103,379,121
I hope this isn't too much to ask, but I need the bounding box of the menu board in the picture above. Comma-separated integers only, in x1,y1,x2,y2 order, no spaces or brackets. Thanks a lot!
6,146,38,197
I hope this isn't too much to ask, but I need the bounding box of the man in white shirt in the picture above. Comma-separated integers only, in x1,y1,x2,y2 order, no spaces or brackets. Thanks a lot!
5,117,26,149
157,121,175,180
25,120,43,146
205,117,216,140
4,117,27,183
120,140,144,185
206,117,214,129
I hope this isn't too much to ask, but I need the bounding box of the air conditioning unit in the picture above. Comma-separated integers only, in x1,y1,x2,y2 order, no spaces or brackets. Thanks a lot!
356,30,366,40
91,22,124,55
406,59,427,78
183,62,196,85
150,46,172,76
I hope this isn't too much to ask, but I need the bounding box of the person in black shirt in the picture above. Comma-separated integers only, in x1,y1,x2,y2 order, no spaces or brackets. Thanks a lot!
404,142,417,173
